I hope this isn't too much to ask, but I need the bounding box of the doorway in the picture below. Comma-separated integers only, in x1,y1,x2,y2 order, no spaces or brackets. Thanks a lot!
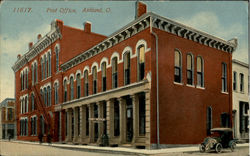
126,98,133,142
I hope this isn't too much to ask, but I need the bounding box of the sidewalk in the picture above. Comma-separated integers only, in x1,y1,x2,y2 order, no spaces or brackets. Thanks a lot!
2,140,249,155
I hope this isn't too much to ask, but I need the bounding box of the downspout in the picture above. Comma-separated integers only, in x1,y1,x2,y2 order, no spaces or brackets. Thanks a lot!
150,16,160,149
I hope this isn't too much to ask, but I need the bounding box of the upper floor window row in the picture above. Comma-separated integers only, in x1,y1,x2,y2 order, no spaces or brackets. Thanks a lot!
174,50,204,88
62,42,148,102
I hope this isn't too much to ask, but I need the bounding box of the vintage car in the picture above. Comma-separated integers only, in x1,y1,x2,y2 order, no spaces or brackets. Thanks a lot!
199,128,236,153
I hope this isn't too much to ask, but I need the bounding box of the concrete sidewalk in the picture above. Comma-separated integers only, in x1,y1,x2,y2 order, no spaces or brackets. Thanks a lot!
2,140,249,155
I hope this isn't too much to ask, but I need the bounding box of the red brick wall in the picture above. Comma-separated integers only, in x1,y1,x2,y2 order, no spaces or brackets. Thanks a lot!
14,20,106,141
150,28,232,144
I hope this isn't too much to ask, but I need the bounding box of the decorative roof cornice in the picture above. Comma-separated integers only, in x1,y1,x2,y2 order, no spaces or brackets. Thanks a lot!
232,59,249,68
12,22,62,72
61,12,237,72
150,12,237,53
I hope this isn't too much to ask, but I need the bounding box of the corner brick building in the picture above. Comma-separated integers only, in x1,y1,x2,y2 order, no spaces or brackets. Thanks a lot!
0,98,16,139
12,2,237,149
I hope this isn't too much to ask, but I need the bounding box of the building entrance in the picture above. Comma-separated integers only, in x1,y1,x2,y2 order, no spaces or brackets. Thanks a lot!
126,98,133,142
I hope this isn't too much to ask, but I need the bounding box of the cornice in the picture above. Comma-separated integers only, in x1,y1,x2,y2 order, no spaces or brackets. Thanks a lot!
61,12,237,72
150,12,237,53
12,24,62,72
232,59,249,68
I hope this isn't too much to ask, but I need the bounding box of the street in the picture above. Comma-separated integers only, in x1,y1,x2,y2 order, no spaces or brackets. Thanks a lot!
0,141,248,156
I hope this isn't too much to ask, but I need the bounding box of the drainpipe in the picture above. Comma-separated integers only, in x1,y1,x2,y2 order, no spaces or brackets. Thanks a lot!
150,16,160,149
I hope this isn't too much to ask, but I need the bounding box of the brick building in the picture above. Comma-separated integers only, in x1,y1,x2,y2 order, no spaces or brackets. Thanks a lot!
0,98,16,139
12,2,237,149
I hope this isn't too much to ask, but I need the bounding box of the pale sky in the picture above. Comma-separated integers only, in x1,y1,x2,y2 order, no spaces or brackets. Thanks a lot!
0,1,248,102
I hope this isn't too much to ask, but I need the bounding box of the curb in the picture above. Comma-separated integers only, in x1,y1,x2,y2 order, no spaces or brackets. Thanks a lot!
1,140,249,155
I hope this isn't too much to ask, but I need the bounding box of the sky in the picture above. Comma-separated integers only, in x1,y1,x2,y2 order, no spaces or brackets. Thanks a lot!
0,1,248,102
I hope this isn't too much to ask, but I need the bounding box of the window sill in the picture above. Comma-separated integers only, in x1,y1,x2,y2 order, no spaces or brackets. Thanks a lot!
196,86,205,90
173,82,183,86
186,84,195,88
221,91,229,94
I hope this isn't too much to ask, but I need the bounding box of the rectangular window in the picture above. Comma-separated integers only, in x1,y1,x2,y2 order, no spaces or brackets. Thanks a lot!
78,108,80,136
114,100,120,136
72,111,74,138
240,73,244,92
240,102,249,133
8,108,13,121
86,107,89,136
139,94,146,136
221,63,227,92
233,71,237,91
220,113,229,128
206,107,212,135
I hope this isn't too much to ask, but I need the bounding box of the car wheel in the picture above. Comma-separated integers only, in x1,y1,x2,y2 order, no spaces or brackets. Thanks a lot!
199,144,206,153
230,142,236,152
215,143,222,153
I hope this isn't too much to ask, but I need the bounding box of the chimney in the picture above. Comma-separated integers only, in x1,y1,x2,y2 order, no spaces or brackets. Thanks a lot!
37,34,42,40
84,21,91,33
29,42,33,50
17,54,21,60
135,1,147,18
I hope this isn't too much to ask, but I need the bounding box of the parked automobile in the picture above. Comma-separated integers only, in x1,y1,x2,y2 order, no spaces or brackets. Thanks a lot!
199,128,236,153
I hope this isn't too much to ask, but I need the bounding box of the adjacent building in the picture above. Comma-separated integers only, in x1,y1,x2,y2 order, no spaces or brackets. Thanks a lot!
12,2,237,149
0,98,16,139
232,59,249,142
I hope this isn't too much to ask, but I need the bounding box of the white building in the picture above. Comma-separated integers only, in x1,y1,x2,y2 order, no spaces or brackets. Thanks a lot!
232,59,249,141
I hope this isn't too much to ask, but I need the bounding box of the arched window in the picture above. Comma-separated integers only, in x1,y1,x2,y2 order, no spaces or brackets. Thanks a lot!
54,83,59,104
55,46,59,72
26,68,28,89
44,55,47,79
44,88,47,106
31,64,34,85
63,79,67,102
92,66,97,94
124,52,130,85
48,52,51,77
101,62,107,91
41,58,43,80
112,57,118,88
47,86,51,106
23,70,26,90
187,54,193,85
76,74,81,99
138,45,145,81
34,62,38,83
84,70,89,96
174,50,182,83
70,77,74,100
197,56,204,87
21,72,23,90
